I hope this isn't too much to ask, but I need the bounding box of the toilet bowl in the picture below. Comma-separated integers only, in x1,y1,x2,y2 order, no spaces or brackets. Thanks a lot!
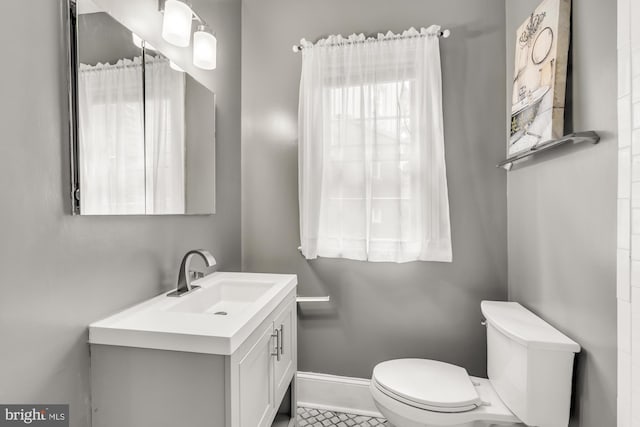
370,359,521,427
370,301,581,427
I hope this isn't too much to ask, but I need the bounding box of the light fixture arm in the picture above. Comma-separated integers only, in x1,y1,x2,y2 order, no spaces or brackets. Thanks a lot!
191,9,207,27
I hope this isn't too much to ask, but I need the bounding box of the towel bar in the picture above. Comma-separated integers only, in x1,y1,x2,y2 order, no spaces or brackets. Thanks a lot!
296,296,331,303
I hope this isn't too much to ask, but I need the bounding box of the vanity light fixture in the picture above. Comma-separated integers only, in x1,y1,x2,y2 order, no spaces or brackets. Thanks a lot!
169,60,185,72
161,0,193,47
159,0,218,70
193,26,217,70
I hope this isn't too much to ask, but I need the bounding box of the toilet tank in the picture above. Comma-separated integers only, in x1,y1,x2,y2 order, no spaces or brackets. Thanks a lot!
481,301,580,427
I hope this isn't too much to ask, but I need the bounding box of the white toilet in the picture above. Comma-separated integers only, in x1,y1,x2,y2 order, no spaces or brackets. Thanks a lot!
370,301,580,427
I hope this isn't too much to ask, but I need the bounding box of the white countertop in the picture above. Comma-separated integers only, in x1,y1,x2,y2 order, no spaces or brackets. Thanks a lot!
89,272,297,355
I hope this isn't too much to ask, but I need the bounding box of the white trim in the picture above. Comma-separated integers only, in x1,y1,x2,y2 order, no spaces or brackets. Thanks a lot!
296,371,383,418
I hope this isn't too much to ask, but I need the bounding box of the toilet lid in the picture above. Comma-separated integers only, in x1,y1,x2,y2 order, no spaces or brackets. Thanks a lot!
372,359,481,413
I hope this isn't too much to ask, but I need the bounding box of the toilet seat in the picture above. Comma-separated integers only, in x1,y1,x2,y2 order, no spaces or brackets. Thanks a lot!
370,360,521,427
372,359,481,413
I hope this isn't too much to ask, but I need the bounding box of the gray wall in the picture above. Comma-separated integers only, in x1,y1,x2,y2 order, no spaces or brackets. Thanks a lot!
506,1,617,426
242,0,508,379
78,12,141,65
0,1,240,427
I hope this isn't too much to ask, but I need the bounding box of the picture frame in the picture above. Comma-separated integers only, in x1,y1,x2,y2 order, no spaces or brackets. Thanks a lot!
509,0,571,156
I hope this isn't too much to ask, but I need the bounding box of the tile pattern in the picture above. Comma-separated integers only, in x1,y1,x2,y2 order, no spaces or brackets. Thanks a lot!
297,406,390,427
618,0,640,425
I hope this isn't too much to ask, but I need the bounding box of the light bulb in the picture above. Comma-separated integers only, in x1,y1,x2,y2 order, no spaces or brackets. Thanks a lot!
170,61,185,73
193,26,217,70
162,0,193,47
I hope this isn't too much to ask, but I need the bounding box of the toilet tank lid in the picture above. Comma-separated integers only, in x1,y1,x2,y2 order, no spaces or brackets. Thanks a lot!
481,301,581,353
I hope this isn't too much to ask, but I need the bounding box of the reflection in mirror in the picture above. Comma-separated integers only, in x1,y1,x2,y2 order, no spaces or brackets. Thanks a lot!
144,50,217,216
77,11,146,214
71,0,216,215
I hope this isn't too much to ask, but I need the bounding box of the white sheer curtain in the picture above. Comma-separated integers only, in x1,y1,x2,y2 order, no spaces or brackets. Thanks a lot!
78,57,145,214
78,56,185,215
298,26,452,263
145,56,186,214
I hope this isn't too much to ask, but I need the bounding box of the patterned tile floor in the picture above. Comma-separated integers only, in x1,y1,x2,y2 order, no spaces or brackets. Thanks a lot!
297,406,390,427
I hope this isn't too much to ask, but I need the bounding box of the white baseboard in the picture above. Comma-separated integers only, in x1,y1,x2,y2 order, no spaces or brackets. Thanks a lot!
296,371,383,418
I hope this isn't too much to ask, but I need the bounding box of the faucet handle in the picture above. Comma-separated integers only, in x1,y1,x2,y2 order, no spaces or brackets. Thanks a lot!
190,270,206,281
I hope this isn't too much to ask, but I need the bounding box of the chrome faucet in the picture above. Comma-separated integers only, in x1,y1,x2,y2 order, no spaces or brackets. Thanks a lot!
167,249,217,297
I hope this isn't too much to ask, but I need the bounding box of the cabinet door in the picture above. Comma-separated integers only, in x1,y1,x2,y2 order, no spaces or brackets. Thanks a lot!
273,301,296,402
237,323,276,427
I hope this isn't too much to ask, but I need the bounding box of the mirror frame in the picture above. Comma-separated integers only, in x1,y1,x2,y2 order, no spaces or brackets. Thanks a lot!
64,0,217,216
65,0,81,214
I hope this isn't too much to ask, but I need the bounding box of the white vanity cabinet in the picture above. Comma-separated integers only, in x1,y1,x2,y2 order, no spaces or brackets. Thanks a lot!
89,276,297,427
229,298,297,427
273,302,296,399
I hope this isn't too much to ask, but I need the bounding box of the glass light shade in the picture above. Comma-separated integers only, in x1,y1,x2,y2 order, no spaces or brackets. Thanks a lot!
162,0,193,47
193,29,217,70
169,61,185,73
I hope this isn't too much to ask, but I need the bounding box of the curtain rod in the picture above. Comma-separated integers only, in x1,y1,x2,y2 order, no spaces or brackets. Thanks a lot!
292,28,451,53
79,56,171,73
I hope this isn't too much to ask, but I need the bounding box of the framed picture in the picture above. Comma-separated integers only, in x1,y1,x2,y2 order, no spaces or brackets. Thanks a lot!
509,0,571,156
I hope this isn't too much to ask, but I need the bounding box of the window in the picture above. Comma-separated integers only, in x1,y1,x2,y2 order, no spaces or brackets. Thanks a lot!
298,27,452,263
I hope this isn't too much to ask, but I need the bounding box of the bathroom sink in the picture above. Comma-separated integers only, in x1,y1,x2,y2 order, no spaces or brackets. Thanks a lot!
164,280,273,315
89,272,297,355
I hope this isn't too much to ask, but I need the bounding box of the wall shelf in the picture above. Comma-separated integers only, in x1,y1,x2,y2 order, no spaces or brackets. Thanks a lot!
497,131,601,170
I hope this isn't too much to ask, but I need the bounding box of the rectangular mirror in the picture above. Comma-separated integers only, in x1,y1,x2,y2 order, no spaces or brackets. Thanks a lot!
67,0,216,215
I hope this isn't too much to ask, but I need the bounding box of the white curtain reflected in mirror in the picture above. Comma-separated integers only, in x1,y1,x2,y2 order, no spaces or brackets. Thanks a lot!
78,58,145,214
144,56,186,215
